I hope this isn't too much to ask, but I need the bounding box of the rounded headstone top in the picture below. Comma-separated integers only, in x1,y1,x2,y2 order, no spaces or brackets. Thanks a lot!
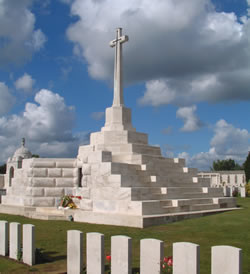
13,138,32,159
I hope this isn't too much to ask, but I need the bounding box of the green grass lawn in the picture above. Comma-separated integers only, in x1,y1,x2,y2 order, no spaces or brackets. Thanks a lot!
0,197,249,273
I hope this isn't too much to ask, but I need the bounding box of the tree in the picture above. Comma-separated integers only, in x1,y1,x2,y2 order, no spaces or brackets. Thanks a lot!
212,159,243,171
243,152,250,183
0,163,6,174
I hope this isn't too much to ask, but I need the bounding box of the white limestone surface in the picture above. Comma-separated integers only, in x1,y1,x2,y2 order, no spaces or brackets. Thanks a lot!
212,246,242,274
87,232,104,274
9,222,21,260
111,235,132,274
0,220,8,256
140,238,164,274
23,224,35,265
173,242,200,274
67,230,83,274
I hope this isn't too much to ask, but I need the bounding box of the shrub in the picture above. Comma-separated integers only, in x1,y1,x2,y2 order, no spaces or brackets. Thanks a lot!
245,183,250,197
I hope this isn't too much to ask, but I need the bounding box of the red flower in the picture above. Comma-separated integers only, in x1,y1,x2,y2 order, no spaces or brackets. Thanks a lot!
162,263,166,269
106,255,111,262
167,257,173,267
163,257,168,263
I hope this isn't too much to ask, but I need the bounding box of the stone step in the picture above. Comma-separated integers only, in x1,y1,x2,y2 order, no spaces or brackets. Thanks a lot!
112,154,186,166
173,198,214,206
190,203,220,211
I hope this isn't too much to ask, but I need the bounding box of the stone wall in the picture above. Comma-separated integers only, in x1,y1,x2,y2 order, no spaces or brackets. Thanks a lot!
198,171,246,188
0,175,4,188
2,158,79,207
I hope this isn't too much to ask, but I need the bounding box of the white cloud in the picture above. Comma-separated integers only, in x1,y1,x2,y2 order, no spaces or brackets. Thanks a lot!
0,0,47,67
15,73,35,92
66,0,250,106
0,89,89,163
138,80,176,106
176,105,203,132
179,120,250,170
91,111,105,120
0,82,15,116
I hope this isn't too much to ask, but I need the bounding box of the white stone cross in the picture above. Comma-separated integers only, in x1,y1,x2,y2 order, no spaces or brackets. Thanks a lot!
110,28,129,107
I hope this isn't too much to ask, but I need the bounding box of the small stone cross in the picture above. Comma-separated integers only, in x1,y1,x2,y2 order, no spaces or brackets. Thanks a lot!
110,28,129,107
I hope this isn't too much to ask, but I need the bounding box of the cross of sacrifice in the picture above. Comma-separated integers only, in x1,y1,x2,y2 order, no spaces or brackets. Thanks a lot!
109,28,129,107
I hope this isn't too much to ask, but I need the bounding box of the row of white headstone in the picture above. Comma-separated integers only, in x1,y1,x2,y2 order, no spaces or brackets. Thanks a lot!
0,221,35,266
67,230,242,274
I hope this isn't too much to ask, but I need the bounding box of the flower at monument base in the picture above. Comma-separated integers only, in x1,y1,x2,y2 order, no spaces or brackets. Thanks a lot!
161,256,173,273
106,254,111,262
59,195,77,208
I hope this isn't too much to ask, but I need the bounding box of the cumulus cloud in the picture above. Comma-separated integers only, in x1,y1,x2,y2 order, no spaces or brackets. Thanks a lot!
66,0,250,107
0,89,88,163
15,73,35,92
0,82,15,116
176,105,203,132
179,120,250,170
0,0,47,67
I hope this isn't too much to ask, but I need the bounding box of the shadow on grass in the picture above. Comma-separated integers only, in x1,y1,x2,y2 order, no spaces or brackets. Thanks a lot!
103,265,140,274
35,249,66,264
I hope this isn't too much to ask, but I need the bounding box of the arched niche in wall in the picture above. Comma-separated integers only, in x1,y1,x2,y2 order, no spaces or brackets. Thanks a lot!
9,166,14,187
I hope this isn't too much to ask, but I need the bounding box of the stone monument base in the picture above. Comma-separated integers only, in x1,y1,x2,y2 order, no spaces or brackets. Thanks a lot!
0,203,239,228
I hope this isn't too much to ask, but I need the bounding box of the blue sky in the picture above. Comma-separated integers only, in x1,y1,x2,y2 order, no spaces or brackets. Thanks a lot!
0,0,250,170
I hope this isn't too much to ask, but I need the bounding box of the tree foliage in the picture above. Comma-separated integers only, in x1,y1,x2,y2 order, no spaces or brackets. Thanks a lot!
212,159,243,171
244,152,250,183
0,163,6,174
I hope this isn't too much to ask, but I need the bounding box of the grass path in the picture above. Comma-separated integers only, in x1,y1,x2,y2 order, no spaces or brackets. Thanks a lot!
0,197,249,273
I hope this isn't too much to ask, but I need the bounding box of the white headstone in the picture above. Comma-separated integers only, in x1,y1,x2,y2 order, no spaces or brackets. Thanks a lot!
9,222,21,260
140,238,164,274
173,242,200,274
111,235,132,274
87,232,104,274
240,187,246,198
212,245,242,274
0,220,8,256
67,230,83,274
23,224,35,265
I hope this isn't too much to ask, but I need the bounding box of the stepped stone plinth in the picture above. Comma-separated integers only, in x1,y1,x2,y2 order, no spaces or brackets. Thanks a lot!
0,28,237,227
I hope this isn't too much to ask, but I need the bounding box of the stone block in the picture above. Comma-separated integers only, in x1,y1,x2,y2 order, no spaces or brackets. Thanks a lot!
32,159,56,168
62,168,78,178
67,230,83,274
87,232,104,274
45,188,64,197
23,224,35,266
32,188,45,197
0,221,8,256
56,160,76,168
82,164,91,175
111,235,132,274
48,168,62,177
32,168,47,177
32,178,55,187
173,242,200,274
31,197,55,207
9,222,21,260
80,199,93,210
140,239,164,274
56,178,76,187
88,151,112,164
212,246,242,274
